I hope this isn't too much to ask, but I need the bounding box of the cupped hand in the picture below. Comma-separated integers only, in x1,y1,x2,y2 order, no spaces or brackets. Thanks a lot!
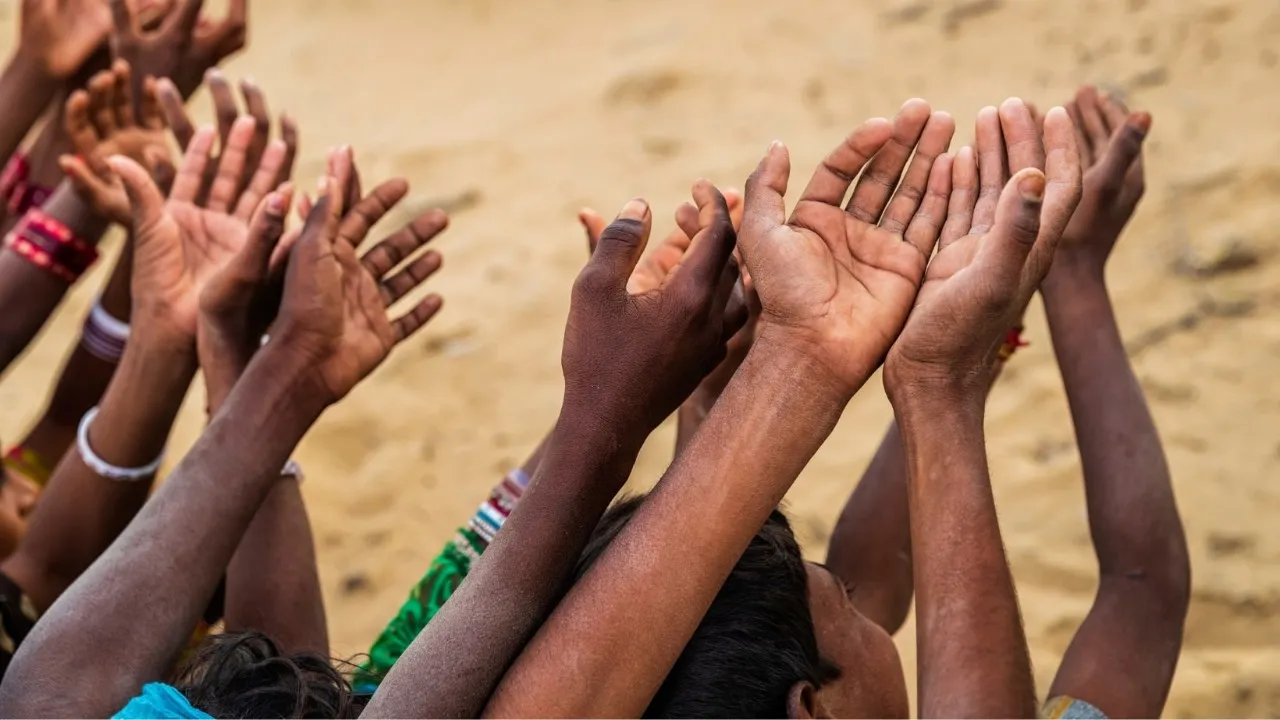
60,59,173,225
562,181,746,435
738,99,956,399
1049,85,1150,279
110,115,294,342
270,176,447,405
20,0,112,79
581,191,757,409
884,100,1083,401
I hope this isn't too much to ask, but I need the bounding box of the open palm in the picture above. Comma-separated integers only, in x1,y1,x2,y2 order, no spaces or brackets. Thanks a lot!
739,102,956,395
114,117,294,339
275,178,448,403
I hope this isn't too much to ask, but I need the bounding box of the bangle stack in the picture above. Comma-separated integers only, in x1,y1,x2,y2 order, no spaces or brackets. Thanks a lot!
0,152,53,216
80,298,130,362
464,467,531,547
76,407,164,481
5,209,98,283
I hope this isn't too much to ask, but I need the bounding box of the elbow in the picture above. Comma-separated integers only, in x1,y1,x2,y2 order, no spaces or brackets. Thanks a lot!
1099,530,1191,624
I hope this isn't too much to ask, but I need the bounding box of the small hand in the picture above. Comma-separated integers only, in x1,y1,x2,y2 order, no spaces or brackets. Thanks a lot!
59,59,173,225
884,100,1083,399
271,176,447,405
562,181,745,434
738,99,955,398
19,0,113,80
580,191,756,409
156,69,298,203
110,115,294,342
1050,85,1149,279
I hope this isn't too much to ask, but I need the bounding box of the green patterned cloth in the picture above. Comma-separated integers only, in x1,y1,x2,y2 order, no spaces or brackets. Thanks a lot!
353,528,487,692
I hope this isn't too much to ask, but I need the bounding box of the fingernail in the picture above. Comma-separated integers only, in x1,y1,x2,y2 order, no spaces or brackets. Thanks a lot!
1018,172,1046,202
769,139,783,151
620,198,648,220
318,176,329,195
1132,111,1153,136
266,192,284,214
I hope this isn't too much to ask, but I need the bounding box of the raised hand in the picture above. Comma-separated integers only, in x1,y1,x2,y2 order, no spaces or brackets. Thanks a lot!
884,100,1083,397
564,181,745,434
270,177,447,404
59,59,173,225
110,0,247,98
19,0,113,79
109,116,292,342
156,69,298,201
1050,86,1149,279
738,99,955,398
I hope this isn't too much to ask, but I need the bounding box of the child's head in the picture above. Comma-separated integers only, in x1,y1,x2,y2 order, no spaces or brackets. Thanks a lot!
577,495,908,718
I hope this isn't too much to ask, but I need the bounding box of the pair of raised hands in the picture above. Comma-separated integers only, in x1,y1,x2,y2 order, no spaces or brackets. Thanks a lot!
561,95,1134,428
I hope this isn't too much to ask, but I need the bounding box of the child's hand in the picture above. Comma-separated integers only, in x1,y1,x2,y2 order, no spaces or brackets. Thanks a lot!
1047,86,1149,280
19,0,112,80
109,0,247,98
738,100,955,400
884,101,1082,402
562,182,745,436
60,59,173,225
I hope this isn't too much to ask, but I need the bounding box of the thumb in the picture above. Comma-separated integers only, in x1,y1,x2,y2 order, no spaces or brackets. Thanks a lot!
589,198,652,287
979,167,1045,286
107,155,166,232
739,141,790,264
239,184,294,279
1095,112,1150,195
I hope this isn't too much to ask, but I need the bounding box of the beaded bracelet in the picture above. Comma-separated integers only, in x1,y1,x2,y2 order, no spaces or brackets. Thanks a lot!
77,407,164,481
5,209,98,283
0,153,53,215
465,468,528,547
80,297,130,363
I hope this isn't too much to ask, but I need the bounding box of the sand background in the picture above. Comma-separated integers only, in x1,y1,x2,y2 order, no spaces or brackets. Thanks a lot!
1,0,1278,715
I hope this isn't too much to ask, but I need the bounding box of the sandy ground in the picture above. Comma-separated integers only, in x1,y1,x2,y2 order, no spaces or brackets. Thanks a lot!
1,0,1279,715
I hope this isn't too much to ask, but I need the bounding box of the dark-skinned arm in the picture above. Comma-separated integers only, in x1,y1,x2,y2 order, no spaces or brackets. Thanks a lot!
366,184,744,718
1044,88,1189,719
488,101,962,717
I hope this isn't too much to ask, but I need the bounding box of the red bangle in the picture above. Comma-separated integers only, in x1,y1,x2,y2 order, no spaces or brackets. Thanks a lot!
997,325,1028,362
0,152,54,215
4,208,98,283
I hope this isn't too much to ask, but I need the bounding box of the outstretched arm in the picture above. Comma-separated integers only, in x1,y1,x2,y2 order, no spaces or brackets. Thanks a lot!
884,100,1082,718
1044,87,1189,719
0,164,446,718
489,101,955,718
365,183,744,718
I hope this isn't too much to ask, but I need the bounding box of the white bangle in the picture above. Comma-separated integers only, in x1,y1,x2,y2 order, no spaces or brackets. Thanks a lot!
80,297,130,363
281,459,304,483
76,407,164,481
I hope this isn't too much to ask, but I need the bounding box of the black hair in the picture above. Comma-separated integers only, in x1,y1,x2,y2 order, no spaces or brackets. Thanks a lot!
575,495,839,718
173,631,365,719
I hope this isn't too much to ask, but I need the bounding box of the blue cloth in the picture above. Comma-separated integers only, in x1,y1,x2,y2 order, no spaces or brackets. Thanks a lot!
113,683,211,719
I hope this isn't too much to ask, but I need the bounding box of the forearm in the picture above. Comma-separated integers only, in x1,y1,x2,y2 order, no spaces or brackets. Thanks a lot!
0,349,325,718
486,337,845,718
896,394,1036,718
0,51,56,174
1042,264,1186,580
363,412,646,718
0,184,108,374
0,332,195,611
225,476,328,656
826,421,913,634
16,238,132,468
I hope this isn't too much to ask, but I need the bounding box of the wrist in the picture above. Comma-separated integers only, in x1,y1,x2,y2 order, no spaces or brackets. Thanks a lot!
5,48,56,94
239,344,335,425
750,323,861,405
91,335,199,468
887,367,986,421
1043,252,1106,295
